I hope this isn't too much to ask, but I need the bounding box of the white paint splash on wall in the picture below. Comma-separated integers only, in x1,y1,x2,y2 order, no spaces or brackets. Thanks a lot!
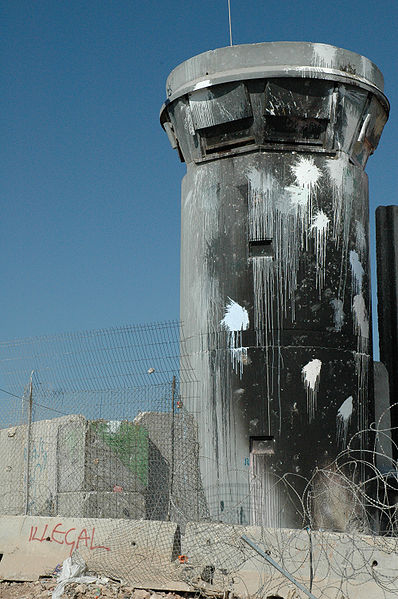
330,298,344,331
247,160,325,432
247,168,275,242
353,293,369,352
326,158,355,295
290,157,321,231
182,104,195,136
220,298,249,377
250,454,281,528
312,43,337,68
355,220,366,254
221,297,249,331
336,396,353,447
193,79,211,91
287,185,308,208
311,210,330,294
291,157,321,193
350,250,365,294
311,209,330,231
302,359,322,422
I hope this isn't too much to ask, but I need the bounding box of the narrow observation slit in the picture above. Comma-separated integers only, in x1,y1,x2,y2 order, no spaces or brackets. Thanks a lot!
205,136,255,155
250,436,275,455
249,239,274,258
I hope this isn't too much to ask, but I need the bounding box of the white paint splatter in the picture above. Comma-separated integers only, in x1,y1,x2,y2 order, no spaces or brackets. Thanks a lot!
355,220,366,255
193,79,211,91
247,160,325,433
337,396,353,447
311,210,330,232
327,157,347,244
302,359,322,422
221,298,249,331
229,346,249,376
330,298,344,331
327,156,346,190
183,105,195,135
312,43,337,68
250,453,281,528
220,298,249,377
350,250,364,294
290,157,321,232
311,210,330,294
326,155,358,299
353,293,369,352
291,157,321,192
287,185,308,207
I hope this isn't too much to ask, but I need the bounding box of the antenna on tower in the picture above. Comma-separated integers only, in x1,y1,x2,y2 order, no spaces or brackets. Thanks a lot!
228,0,233,46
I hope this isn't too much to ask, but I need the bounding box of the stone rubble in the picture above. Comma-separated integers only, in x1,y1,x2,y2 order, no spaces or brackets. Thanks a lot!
0,581,208,599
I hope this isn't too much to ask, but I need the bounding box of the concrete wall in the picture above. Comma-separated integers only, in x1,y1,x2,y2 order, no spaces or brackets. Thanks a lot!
0,515,184,590
1,515,397,598
0,416,65,516
0,411,203,522
0,415,149,519
182,521,398,598
133,411,207,522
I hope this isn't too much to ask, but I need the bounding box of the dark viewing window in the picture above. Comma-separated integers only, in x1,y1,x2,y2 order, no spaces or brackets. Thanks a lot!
205,136,255,155
201,116,255,156
265,115,328,144
249,239,273,258
250,436,275,455
263,78,333,147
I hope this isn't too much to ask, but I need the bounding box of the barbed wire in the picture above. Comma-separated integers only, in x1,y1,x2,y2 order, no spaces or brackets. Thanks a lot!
0,323,397,598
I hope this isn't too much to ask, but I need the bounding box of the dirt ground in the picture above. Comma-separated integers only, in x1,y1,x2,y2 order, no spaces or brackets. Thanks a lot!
0,581,187,599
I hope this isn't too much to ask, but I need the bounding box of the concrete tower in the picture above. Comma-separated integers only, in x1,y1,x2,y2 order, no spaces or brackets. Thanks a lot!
161,42,389,529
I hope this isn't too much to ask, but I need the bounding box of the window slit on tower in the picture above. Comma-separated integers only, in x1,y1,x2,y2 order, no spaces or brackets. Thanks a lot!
250,436,275,455
249,239,274,258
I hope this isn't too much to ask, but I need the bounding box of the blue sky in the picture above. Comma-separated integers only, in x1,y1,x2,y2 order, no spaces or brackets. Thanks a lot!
2,1,397,358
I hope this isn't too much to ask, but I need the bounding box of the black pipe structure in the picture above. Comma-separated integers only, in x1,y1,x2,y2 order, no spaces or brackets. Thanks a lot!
376,205,398,458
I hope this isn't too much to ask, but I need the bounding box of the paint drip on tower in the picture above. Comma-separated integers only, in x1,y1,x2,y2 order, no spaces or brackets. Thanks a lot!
161,42,389,529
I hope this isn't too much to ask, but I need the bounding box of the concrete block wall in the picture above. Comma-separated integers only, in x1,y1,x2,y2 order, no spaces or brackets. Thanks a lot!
0,411,204,522
0,416,65,516
133,411,207,522
1,515,397,598
0,415,148,519
0,423,27,515
56,417,147,519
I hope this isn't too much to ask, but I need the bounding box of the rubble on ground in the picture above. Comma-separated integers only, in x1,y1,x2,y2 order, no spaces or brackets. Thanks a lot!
0,580,192,599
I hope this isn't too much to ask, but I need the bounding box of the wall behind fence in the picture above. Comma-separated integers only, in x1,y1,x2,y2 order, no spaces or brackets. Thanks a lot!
0,322,397,598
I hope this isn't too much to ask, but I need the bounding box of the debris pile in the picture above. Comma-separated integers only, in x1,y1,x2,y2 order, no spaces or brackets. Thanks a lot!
0,580,189,599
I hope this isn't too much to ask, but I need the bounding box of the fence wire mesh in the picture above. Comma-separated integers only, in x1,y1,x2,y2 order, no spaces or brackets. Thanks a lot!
0,322,397,598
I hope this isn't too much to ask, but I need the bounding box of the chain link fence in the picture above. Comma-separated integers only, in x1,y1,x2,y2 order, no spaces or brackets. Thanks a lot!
0,323,398,598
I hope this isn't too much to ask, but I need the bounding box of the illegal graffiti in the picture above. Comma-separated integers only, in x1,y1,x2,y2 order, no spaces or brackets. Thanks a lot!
28,522,110,556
